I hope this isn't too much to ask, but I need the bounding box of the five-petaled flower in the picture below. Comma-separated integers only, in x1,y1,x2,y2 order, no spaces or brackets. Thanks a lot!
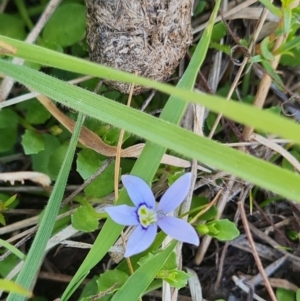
105,173,199,257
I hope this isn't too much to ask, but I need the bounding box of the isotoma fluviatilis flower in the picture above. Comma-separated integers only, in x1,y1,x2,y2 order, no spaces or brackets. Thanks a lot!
105,173,199,257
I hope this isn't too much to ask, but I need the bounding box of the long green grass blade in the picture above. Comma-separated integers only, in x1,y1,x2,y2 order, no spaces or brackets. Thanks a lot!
1,39,300,143
0,279,32,298
1,58,300,202
6,113,85,301
0,239,25,260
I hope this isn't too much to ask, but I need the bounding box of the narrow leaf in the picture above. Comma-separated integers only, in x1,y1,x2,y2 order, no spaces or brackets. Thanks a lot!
0,279,32,298
6,113,85,301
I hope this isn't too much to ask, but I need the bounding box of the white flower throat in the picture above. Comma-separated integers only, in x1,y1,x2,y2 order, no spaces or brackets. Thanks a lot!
137,205,157,227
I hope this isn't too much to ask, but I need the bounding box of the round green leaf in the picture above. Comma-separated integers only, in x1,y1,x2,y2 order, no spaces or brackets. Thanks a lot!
76,149,103,180
71,205,98,232
84,162,115,198
0,128,17,153
21,130,45,155
276,288,295,301
207,219,240,241
211,22,226,41
0,14,26,40
42,4,86,47
0,109,19,153
24,100,51,125
96,270,129,293
0,108,19,128
31,134,61,176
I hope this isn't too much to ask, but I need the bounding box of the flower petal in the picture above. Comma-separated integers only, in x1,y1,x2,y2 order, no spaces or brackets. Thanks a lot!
121,175,155,209
124,224,157,257
157,173,192,213
105,205,139,226
157,216,199,246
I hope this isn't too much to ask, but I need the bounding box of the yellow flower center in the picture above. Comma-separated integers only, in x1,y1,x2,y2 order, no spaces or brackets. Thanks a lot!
138,205,157,228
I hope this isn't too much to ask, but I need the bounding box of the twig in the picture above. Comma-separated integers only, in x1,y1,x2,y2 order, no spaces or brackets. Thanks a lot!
232,275,267,301
140,90,156,112
238,202,277,301
114,77,135,280
249,255,288,286
248,223,300,267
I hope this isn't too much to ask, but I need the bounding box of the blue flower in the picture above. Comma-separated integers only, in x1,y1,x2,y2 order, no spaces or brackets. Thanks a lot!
105,173,200,257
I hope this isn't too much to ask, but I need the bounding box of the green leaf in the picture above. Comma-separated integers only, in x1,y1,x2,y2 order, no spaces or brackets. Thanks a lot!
2,57,300,201
71,204,99,232
206,219,240,241
48,144,69,180
260,37,275,61
0,14,26,39
23,100,51,125
138,252,177,271
3,194,17,207
276,288,295,301
140,249,189,290
84,162,115,198
3,37,300,144
205,112,223,134
209,41,231,55
76,149,104,180
249,55,263,64
286,230,299,241
0,108,19,128
6,113,85,301
0,213,6,225
157,269,190,289
0,254,19,278
78,276,98,300
296,288,300,301
0,108,18,153
283,7,292,35
0,127,17,153
0,279,32,298
258,0,282,17
281,48,300,66
21,130,45,155
196,224,209,235
261,59,284,90
194,1,206,16
42,4,86,47
275,36,300,55
31,134,61,175
211,23,226,41
97,270,129,293
102,127,130,146
0,238,25,260
190,196,218,221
